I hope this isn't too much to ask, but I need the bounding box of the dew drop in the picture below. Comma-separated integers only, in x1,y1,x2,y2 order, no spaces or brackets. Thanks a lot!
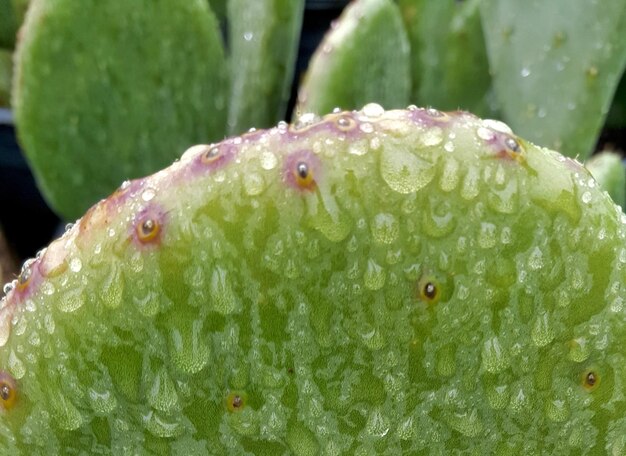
243,31,253,41
567,337,590,362
446,409,483,437
481,337,509,374
147,367,180,413
141,188,156,202
244,172,266,196
476,127,495,141
527,246,544,270
371,213,399,244
478,222,497,249
210,266,239,315
531,313,555,347
260,151,278,170
8,350,25,379
89,388,117,415
365,408,390,437
363,259,386,290
380,146,435,194
545,398,570,422
581,191,592,204
359,122,374,134
520,67,531,77
421,127,443,147
69,258,82,273
439,158,459,192
362,102,385,118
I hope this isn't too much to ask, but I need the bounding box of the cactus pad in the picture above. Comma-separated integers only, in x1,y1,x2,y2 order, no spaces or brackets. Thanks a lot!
13,0,227,221
1,106,626,454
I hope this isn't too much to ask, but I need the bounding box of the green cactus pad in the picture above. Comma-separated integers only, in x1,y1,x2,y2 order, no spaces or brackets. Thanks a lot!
1,106,626,454
399,0,493,117
13,0,228,221
296,0,410,116
480,0,626,159
226,0,304,135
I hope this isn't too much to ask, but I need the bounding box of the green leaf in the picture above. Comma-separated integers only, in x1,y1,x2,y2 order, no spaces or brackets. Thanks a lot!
586,151,625,209
13,0,228,220
296,0,410,115
226,0,304,134
481,0,626,159
400,0,493,116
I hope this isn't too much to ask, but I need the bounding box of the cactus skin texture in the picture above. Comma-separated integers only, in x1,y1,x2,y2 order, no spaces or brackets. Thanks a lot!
1,106,626,455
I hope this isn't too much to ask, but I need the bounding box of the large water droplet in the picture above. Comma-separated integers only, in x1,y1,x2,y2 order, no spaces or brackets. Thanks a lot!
170,320,210,375
365,408,390,437
478,223,497,249
545,398,570,422
210,266,239,315
147,367,180,413
143,410,183,438
380,145,434,194
51,393,84,431
531,313,555,347
439,158,459,192
363,259,386,290
362,103,384,118
371,213,399,244
89,388,118,415
58,288,85,312
567,337,590,362
481,337,510,374
446,409,483,437
244,173,266,196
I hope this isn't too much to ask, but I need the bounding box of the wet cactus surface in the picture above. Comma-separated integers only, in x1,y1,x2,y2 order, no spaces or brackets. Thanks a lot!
1,106,626,454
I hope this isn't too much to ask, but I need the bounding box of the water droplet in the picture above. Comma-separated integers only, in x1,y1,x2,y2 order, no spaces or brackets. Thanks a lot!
0,310,11,347
371,213,399,244
69,258,82,273
244,172,266,196
438,158,459,193
568,337,590,362
460,167,480,200
365,408,390,437
359,122,374,134
395,415,416,440
486,385,509,410
520,67,531,77
581,191,592,204
362,103,384,118
58,288,85,312
545,398,570,422
243,31,253,41
3,281,15,295
51,393,84,431
170,320,210,375
482,119,513,135
89,388,117,415
478,222,497,249
141,188,156,201
380,146,435,194
527,246,544,270
8,350,25,379
481,337,510,373
531,313,555,347
210,267,239,315
444,141,455,152
363,259,386,290
477,127,495,141
147,367,180,413
421,127,443,147
142,410,183,438
348,139,369,156
446,409,483,437
260,151,277,170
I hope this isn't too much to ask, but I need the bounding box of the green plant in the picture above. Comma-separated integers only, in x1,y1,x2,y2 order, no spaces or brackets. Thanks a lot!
3,0,625,221
0,0,625,454
2,106,626,453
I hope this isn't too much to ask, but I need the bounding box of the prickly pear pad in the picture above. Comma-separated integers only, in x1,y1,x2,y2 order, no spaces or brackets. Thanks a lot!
1,106,626,454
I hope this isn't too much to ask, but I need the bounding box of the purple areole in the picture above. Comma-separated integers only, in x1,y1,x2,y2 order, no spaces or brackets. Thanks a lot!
283,150,322,192
132,204,167,247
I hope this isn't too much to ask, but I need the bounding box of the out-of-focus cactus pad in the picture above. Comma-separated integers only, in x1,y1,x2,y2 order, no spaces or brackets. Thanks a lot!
1,106,626,454
13,0,227,221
